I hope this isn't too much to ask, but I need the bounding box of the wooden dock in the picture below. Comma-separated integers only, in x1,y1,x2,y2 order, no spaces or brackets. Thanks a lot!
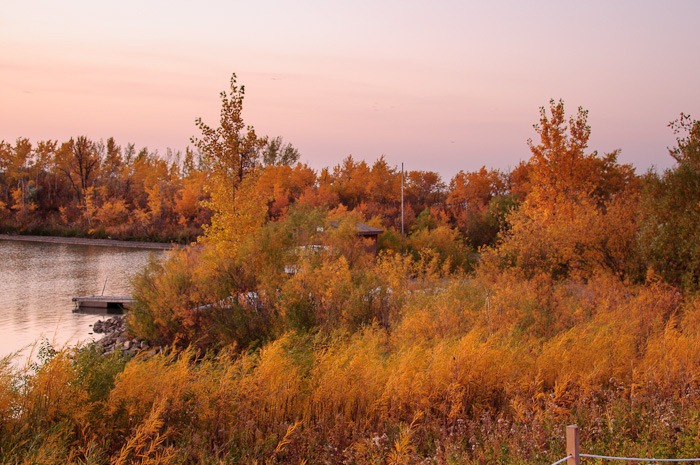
72,295,135,313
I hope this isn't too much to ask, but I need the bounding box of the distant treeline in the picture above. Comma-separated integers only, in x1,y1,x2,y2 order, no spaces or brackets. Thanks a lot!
0,130,531,247
2,109,700,287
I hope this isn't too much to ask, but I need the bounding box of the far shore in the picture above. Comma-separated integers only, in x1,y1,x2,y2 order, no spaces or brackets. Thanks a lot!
0,234,176,250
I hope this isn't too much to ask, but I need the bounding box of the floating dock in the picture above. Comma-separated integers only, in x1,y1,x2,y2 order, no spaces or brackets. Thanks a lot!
72,295,135,313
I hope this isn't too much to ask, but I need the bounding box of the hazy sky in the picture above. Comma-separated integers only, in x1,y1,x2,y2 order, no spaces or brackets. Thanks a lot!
2,1,699,178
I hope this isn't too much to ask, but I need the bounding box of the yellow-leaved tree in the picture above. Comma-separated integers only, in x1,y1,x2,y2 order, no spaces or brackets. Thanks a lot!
130,74,273,348
191,73,268,253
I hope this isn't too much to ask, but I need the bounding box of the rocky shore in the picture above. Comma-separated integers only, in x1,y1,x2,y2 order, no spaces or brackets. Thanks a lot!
92,315,156,357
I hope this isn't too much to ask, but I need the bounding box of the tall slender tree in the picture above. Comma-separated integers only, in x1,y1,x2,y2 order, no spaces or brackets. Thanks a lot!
191,73,266,199
191,73,267,248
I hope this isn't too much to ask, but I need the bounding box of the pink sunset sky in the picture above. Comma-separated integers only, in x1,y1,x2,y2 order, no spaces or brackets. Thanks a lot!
1,0,699,179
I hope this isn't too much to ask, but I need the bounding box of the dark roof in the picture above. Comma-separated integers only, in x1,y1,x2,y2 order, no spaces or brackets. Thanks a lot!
328,221,384,236
355,223,384,236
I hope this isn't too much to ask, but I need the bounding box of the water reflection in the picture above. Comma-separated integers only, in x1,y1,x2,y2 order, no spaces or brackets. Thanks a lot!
0,240,163,358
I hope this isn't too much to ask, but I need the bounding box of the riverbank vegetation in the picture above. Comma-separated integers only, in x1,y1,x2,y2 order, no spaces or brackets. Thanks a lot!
2,75,700,463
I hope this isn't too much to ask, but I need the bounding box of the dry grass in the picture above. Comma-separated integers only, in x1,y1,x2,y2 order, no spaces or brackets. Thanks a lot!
3,268,700,463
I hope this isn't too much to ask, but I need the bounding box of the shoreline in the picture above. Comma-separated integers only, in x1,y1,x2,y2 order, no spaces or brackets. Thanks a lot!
0,234,176,250
93,315,157,357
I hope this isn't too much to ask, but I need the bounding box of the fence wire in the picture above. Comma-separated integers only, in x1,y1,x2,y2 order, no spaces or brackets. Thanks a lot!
580,453,700,462
550,453,700,464
550,455,572,465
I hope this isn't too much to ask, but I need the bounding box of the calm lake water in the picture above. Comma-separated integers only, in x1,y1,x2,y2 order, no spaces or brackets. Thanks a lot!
0,239,164,359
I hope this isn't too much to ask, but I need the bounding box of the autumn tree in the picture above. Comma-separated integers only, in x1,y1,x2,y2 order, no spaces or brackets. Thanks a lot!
55,136,101,205
488,100,638,278
262,136,301,166
637,114,700,288
101,137,124,199
507,160,532,202
191,74,268,249
255,163,317,219
407,208,472,271
404,171,446,210
330,156,372,210
32,140,59,210
298,167,340,210
191,73,266,197
172,147,210,229
353,157,402,228
447,166,508,248
669,113,700,169
0,139,30,212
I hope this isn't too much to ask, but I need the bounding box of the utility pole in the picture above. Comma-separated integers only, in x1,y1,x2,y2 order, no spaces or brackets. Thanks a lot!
401,162,405,251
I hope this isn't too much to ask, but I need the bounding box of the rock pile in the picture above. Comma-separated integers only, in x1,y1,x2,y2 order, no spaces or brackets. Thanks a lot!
92,315,152,357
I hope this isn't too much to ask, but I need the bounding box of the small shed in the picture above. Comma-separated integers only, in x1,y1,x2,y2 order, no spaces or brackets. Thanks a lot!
327,221,383,254
353,222,384,255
